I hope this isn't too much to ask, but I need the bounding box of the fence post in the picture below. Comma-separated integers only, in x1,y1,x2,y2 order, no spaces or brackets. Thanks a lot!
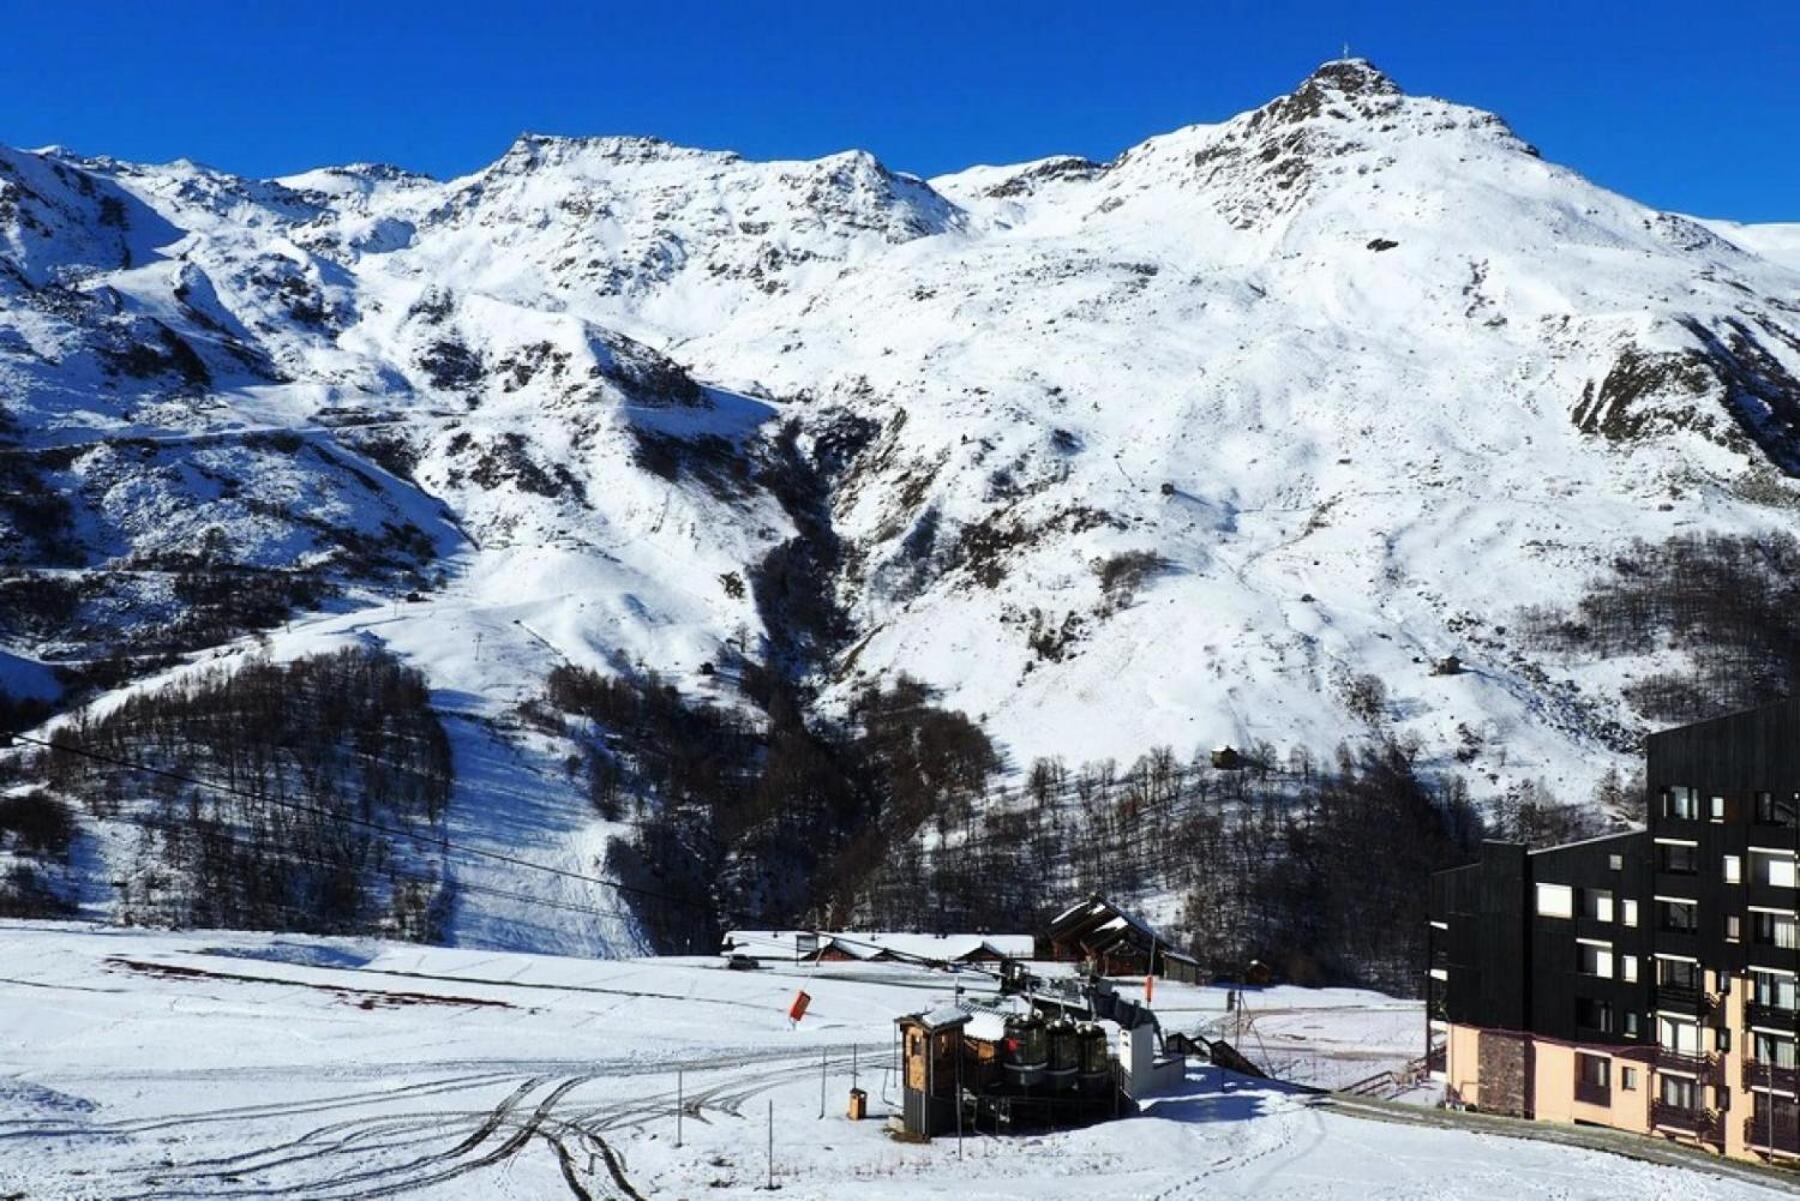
677,1069,684,1148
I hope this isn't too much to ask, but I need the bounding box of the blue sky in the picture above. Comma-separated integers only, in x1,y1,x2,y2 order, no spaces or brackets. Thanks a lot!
3,0,1795,221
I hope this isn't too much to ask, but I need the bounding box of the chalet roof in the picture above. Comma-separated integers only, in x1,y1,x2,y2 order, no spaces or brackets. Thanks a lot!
1045,896,1200,967
722,930,1034,965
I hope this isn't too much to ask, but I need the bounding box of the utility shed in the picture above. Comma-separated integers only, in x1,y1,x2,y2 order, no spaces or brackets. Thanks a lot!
1044,896,1203,984
896,1006,970,1139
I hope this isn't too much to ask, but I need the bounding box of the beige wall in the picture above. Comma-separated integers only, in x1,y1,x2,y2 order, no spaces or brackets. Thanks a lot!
1444,980,1774,1163
1529,1040,1652,1133
1446,1023,1482,1107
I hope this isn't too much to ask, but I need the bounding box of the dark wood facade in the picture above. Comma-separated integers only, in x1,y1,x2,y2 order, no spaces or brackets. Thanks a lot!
1429,700,1800,1159
1045,896,1204,984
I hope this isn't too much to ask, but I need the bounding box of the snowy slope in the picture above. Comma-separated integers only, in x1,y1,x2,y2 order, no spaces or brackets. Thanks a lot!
1,921,1791,1200
4,58,1800,947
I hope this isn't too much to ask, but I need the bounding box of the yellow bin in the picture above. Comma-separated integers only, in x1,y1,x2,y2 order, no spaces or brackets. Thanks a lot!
847,1088,867,1121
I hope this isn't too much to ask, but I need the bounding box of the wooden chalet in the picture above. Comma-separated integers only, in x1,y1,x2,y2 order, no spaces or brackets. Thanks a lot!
1044,896,1203,984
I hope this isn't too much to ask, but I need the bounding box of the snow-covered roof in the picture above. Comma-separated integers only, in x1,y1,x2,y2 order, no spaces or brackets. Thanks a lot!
722,930,1033,964
1045,896,1199,966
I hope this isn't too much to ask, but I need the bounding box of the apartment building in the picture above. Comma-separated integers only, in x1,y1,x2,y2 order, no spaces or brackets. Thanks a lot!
1428,700,1800,1162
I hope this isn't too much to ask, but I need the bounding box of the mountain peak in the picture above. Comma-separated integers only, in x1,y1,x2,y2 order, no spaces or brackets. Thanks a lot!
1301,57,1401,98
1246,56,1406,129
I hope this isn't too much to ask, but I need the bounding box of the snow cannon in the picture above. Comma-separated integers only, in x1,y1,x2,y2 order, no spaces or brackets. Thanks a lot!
999,1013,1049,1090
1046,1018,1080,1090
1077,1023,1112,1096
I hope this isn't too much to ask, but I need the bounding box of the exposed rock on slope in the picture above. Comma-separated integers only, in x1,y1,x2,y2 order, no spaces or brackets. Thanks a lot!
2,61,1799,916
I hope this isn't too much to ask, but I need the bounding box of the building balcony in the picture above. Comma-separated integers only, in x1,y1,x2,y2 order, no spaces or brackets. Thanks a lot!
1652,1099,1724,1143
1743,1060,1800,1095
1573,1079,1612,1107
1746,1002,1800,1031
1656,1048,1725,1086
1744,1111,1800,1156
1653,983,1708,1015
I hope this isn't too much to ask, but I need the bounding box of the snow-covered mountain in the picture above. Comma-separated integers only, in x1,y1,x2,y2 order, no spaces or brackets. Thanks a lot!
4,59,1800,947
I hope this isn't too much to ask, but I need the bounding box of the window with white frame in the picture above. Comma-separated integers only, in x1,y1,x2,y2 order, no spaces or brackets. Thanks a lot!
1577,941,1614,978
1658,898,1699,933
1657,1014,1702,1054
1753,970,1800,1012
1660,1074,1698,1109
1657,957,1701,990
1755,850,1799,889
1535,883,1573,919
1622,898,1639,928
1755,1032,1799,1068
1753,910,1799,950
1725,854,1742,884
1621,954,1639,983
1580,889,1614,922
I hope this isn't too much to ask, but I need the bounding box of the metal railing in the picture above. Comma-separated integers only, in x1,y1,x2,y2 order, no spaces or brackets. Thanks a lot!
1744,1111,1800,1156
1655,1048,1725,1086
1653,983,1706,1013
1743,1059,1800,1095
1747,1002,1800,1031
1652,1099,1723,1142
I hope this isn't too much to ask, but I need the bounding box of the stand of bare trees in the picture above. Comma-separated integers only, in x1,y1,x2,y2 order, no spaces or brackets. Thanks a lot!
849,738,1486,996
1523,530,1800,723
18,647,452,937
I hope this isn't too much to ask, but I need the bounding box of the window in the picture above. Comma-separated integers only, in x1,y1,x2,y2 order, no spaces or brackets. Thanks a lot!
1664,787,1699,820
1661,1074,1698,1109
1754,970,1800,1012
1609,853,1624,871
1728,914,1743,942
1754,911,1799,950
1622,954,1639,983
1576,1053,1609,1088
1756,791,1798,827
1726,855,1742,884
1658,1015,1701,1054
1754,1033,1799,1068
1576,997,1614,1034
1658,843,1698,874
1622,1066,1639,1090
1580,889,1614,922
1770,857,1798,889
1535,883,1574,919
1577,942,1614,978
1711,795,1727,821
1623,899,1640,928
1658,899,1699,934
1624,1010,1641,1038
1718,1028,1732,1054
1657,957,1701,990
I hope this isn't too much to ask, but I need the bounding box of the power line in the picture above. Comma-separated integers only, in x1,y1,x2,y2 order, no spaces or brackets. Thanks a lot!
8,731,714,917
